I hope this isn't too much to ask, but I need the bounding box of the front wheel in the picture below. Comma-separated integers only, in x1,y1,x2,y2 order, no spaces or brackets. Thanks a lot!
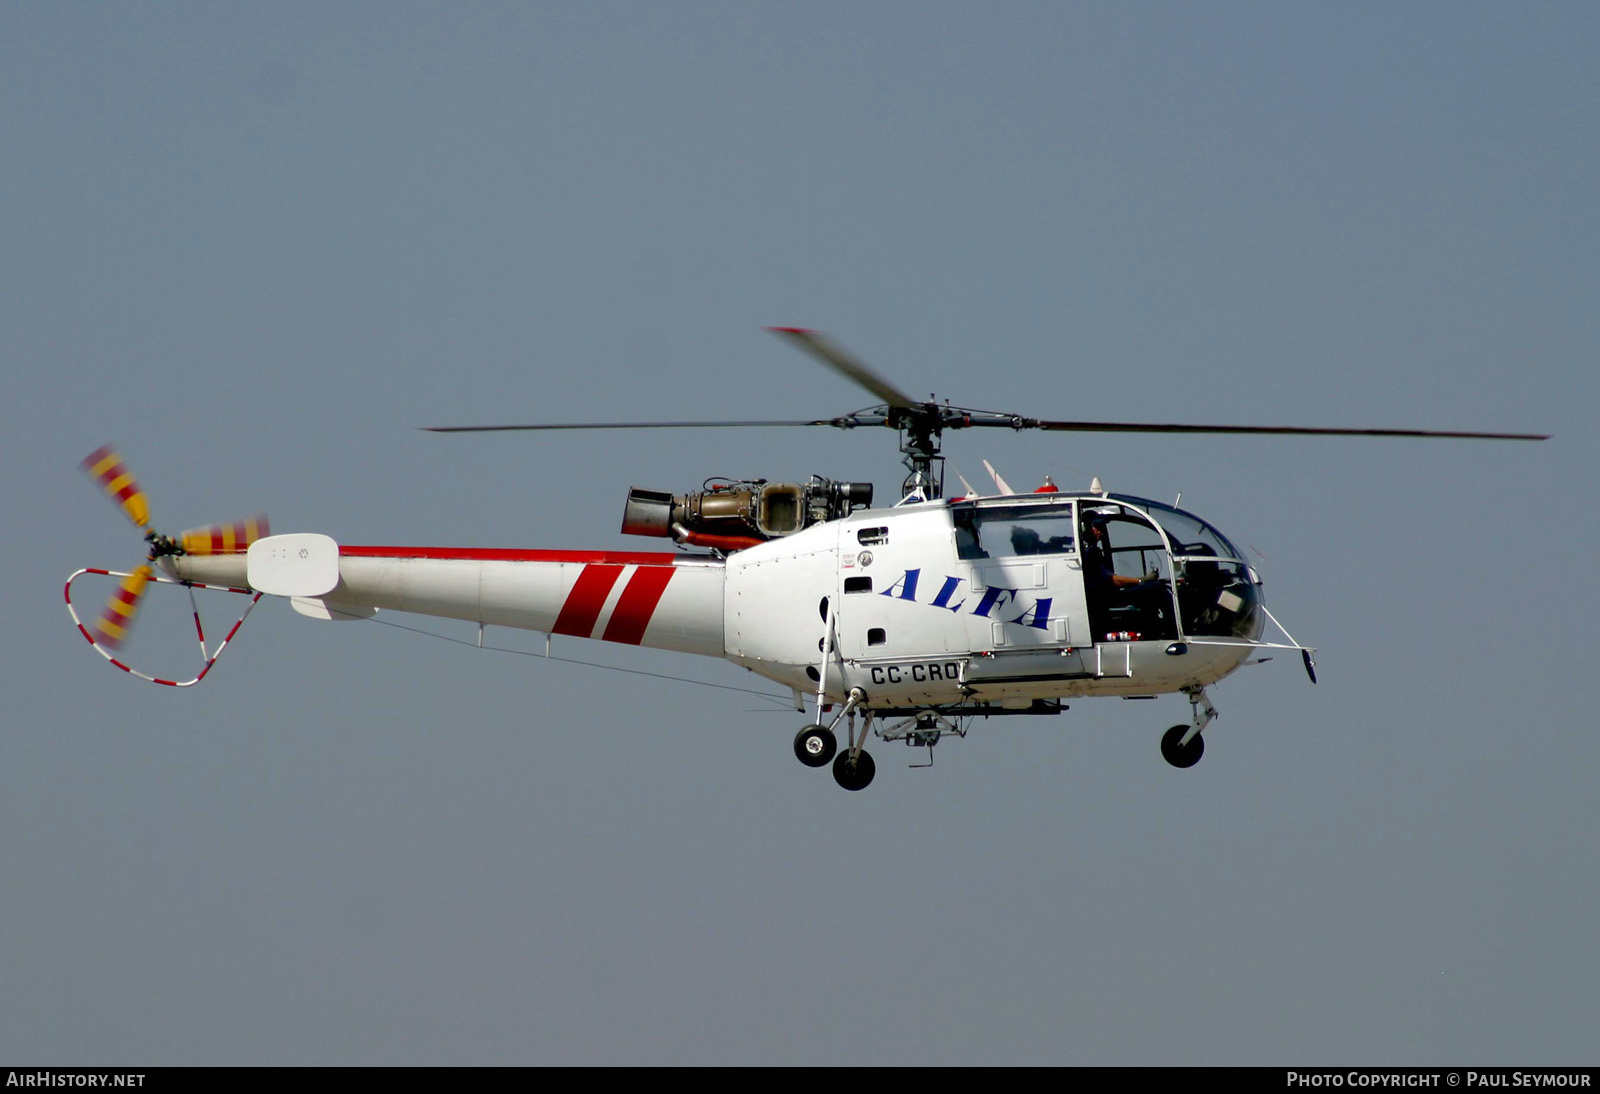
794,725,837,768
1160,724,1204,769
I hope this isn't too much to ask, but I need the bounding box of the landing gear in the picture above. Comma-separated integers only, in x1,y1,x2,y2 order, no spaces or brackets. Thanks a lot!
797,687,878,789
1161,684,1217,769
794,725,837,768
832,747,876,791
1160,724,1204,768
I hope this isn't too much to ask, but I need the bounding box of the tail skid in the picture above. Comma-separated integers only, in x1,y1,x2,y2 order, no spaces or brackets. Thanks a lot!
65,567,263,687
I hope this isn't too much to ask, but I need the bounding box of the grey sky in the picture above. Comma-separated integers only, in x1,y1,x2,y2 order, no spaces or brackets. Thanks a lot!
3,3,1595,1064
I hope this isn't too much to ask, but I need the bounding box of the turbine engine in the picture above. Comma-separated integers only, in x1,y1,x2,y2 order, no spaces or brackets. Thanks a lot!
622,477,873,551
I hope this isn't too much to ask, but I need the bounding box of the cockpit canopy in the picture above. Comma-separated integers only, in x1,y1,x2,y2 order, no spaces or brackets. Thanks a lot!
1100,495,1260,641
1114,495,1249,564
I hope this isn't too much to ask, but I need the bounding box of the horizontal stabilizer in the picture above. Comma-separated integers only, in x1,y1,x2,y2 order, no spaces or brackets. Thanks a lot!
291,596,376,621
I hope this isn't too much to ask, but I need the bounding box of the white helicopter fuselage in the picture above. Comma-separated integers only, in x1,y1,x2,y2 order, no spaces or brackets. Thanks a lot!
727,497,1259,706
172,490,1266,712
85,324,1540,789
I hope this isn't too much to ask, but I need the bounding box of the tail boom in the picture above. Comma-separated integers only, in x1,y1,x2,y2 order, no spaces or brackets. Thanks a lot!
172,542,726,657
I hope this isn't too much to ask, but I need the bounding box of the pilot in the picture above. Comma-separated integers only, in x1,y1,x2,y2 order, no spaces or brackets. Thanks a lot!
1083,517,1154,590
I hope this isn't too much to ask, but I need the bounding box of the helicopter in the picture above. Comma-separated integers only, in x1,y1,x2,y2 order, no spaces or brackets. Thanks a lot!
67,328,1548,791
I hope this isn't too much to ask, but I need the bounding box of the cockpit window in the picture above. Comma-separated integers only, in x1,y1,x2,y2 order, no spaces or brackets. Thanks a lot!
1114,496,1246,561
952,504,1076,561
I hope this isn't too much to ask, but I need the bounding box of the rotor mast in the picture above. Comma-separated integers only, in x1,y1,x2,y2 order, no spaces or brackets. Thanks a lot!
886,401,957,499
898,404,943,499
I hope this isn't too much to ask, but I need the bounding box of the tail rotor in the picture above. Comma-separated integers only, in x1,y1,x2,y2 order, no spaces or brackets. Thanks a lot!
77,445,270,651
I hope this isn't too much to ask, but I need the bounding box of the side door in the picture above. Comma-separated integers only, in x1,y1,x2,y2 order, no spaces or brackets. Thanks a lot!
1079,499,1182,643
949,500,1093,653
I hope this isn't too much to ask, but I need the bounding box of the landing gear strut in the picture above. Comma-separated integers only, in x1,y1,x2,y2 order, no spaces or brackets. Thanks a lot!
1161,685,1216,769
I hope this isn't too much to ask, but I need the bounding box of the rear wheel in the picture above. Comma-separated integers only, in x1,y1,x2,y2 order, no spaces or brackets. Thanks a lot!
832,748,876,791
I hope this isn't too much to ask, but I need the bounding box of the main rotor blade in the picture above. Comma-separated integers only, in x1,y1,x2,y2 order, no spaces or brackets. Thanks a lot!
768,327,919,410
1022,419,1549,441
424,420,832,433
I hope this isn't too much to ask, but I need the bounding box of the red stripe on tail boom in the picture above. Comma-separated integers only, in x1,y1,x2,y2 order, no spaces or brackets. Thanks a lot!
602,567,675,645
551,564,624,638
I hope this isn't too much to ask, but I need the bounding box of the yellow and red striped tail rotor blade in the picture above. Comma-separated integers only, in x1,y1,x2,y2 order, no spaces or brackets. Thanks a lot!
81,445,150,530
92,564,152,649
179,515,270,556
